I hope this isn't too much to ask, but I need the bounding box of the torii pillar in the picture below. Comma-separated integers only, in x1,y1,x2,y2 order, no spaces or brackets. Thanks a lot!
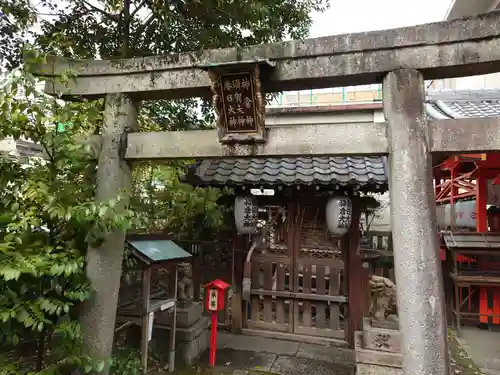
384,69,449,375
81,93,138,371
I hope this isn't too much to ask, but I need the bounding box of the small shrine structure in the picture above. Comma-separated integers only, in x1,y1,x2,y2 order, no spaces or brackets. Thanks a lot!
188,155,388,347
434,151,500,332
115,237,195,372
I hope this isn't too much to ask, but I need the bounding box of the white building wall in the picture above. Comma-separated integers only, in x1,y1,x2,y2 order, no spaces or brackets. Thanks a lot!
369,192,391,232
266,109,381,127
453,73,500,90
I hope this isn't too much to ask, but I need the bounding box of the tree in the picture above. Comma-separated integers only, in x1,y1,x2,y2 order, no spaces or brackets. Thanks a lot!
3,0,330,129
1,0,330,371
130,161,227,239
0,0,36,72
34,0,329,58
360,195,387,233
0,66,138,374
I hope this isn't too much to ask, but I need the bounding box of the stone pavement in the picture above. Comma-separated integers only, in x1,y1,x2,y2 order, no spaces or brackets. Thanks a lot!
455,327,500,375
198,332,355,375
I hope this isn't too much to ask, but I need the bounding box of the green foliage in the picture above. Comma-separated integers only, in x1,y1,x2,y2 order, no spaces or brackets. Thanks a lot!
109,347,141,375
3,0,330,130
0,0,37,72
130,161,228,239
34,0,329,59
0,66,138,373
1,1,329,372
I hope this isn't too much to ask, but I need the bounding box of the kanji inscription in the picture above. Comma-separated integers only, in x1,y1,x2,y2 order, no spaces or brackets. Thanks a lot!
205,61,268,143
242,197,257,228
219,72,257,133
337,198,352,229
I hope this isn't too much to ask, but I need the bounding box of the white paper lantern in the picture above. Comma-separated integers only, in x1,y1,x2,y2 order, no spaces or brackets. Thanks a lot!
325,196,352,237
234,196,258,234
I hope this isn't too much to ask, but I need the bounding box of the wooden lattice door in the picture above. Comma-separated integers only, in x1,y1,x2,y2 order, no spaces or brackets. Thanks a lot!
245,202,347,342
292,204,347,340
247,203,294,333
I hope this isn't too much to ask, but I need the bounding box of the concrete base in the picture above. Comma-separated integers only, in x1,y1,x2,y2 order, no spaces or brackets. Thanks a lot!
152,303,210,364
370,319,399,331
354,318,402,375
156,301,203,327
362,318,401,353
172,318,210,364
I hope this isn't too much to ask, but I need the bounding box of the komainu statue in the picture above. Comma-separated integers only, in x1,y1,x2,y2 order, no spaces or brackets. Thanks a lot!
370,274,398,323
177,262,194,304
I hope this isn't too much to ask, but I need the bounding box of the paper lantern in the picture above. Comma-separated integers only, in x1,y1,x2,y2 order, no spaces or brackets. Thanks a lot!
325,196,352,237
234,196,258,234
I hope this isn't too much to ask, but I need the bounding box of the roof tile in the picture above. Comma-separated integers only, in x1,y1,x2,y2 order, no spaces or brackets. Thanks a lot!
426,89,500,119
192,156,388,191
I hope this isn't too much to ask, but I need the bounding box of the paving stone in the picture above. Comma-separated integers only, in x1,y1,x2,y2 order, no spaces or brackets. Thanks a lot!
270,355,355,375
216,332,299,356
456,327,500,373
297,343,355,366
199,348,277,372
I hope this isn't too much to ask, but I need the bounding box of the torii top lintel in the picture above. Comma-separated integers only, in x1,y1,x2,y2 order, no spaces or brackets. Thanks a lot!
33,10,500,100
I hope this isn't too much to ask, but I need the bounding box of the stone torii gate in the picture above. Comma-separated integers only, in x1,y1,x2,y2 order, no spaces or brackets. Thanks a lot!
35,10,500,375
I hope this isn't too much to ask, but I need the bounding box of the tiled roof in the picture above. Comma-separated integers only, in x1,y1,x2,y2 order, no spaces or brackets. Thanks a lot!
190,156,388,191
193,90,500,190
425,89,500,119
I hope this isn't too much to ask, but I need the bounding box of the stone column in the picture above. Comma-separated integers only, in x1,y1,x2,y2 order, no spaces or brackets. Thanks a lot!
383,69,449,375
81,93,138,373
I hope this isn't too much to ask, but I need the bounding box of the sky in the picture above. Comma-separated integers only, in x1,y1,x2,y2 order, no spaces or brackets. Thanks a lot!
309,0,454,37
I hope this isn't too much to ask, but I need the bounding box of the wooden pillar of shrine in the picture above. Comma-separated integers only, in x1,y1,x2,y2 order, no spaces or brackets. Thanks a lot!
232,234,246,333
476,172,490,326
476,173,488,232
346,196,363,348
450,166,459,229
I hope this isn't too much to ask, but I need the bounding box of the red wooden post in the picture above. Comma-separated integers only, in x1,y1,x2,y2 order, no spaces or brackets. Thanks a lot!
476,174,488,232
450,165,458,229
210,312,218,367
204,279,230,368
476,173,490,325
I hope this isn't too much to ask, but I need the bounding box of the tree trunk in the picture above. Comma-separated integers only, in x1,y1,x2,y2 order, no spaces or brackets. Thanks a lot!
122,0,131,57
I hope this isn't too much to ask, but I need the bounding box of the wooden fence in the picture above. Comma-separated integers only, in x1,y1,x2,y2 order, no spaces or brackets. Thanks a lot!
176,240,234,328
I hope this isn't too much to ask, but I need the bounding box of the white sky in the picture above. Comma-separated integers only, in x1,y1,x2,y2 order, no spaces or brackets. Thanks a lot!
309,0,453,37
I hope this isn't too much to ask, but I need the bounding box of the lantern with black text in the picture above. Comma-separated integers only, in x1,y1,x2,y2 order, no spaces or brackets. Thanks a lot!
325,196,353,237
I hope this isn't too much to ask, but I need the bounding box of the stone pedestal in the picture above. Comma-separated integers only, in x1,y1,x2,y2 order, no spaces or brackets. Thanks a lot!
152,302,210,364
355,318,402,375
